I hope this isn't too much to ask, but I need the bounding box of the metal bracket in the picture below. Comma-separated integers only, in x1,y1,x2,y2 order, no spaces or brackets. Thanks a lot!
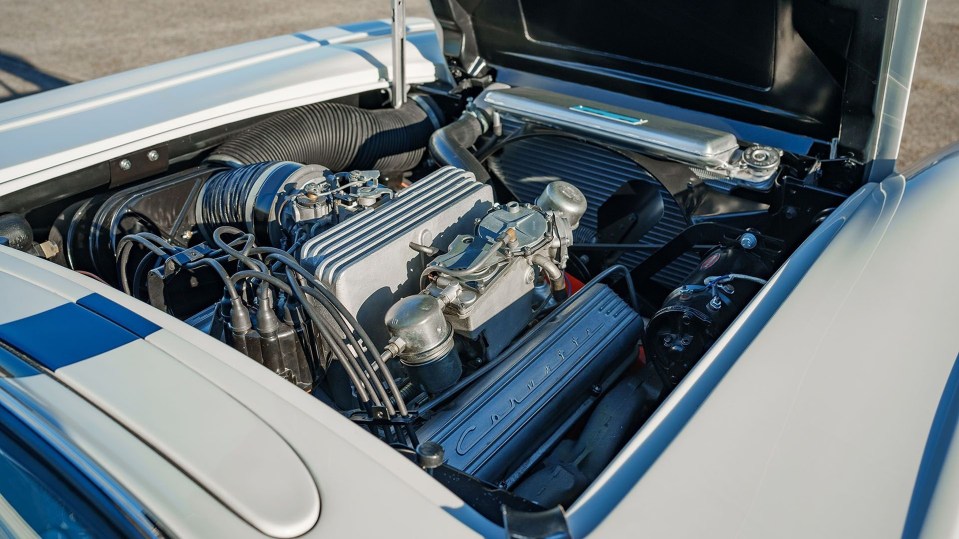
109,145,169,187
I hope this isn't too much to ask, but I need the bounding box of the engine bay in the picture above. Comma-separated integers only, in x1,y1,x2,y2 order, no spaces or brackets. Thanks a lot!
0,77,855,522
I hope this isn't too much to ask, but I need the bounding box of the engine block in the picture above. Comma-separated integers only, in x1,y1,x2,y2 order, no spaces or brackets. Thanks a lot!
299,166,494,347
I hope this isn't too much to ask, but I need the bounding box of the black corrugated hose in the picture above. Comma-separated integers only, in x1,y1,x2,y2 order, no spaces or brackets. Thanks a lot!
207,101,436,172
197,161,277,235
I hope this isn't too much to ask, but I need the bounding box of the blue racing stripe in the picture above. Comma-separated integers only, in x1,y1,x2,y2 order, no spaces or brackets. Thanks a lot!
292,32,331,46
77,293,160,338
0,303,137,370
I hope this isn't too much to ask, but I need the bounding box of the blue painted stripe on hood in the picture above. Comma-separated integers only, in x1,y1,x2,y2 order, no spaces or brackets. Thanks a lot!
77,294,159,338
0,301,144,371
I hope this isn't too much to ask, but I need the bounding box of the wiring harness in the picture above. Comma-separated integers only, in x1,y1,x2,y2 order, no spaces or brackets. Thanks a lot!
115,226,417,445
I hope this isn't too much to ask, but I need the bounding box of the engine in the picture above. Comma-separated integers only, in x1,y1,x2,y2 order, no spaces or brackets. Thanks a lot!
7,79,841,522
300,166,494,350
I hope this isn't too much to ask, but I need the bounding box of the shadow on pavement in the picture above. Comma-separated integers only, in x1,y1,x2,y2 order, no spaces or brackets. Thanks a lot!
0,51,74,103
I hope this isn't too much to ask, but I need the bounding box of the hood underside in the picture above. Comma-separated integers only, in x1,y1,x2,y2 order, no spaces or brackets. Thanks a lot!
431,0,898,159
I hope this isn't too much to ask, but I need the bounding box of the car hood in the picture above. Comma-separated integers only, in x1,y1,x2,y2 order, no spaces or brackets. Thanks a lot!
430,0,925,166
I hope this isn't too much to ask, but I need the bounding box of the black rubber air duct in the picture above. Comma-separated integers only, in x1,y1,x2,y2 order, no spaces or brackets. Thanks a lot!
208,101,437,172
427,111,490,183
196,161,329,244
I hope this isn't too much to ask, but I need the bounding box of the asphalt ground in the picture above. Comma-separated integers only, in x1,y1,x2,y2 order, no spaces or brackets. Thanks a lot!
0,0,955,167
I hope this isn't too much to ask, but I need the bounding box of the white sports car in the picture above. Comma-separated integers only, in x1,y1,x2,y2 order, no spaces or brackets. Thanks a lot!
0,1,954,538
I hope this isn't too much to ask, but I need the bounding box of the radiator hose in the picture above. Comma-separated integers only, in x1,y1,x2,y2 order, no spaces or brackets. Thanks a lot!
427,110,490,183
208,100,436,172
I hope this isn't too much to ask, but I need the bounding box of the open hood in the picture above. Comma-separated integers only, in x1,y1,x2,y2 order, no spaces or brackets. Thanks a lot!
430,0,923,165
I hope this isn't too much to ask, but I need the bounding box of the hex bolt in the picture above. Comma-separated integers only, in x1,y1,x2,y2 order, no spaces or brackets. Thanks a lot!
119,159,132,171
708,296,723,311
739,232,758,250
147,150,160,162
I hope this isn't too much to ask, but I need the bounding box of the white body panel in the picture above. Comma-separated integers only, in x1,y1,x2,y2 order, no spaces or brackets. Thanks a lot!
0,18,447,196
571,147,959,537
